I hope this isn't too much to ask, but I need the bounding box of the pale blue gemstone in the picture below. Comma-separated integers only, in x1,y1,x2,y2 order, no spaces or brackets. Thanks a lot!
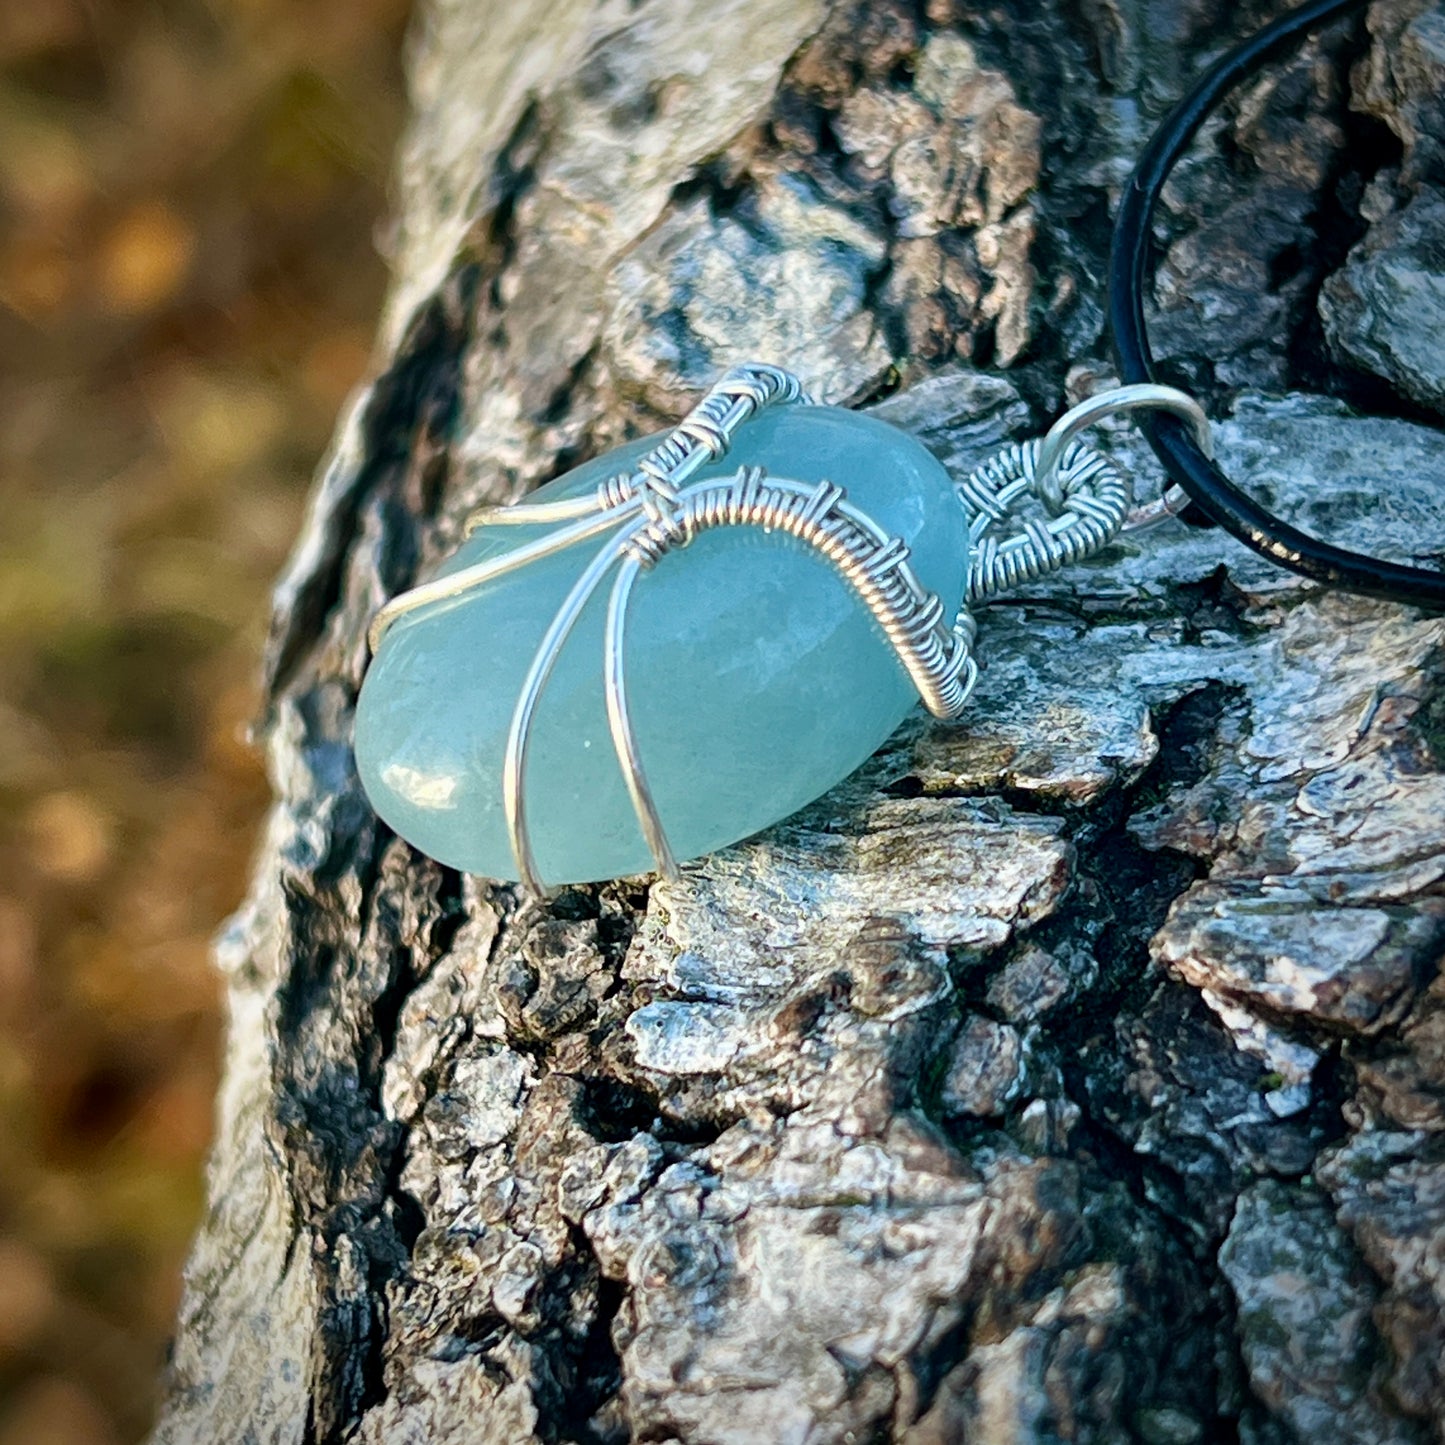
354,404,966,884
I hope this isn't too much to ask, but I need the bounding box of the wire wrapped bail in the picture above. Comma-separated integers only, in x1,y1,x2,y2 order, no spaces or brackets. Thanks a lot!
960,383,1218,605
960,434,1131,606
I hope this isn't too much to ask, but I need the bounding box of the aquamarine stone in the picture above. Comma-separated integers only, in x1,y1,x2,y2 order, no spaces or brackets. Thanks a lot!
354,404,966,884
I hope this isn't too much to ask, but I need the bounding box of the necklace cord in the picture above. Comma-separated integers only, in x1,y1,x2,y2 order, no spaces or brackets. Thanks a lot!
1108,0,1445,611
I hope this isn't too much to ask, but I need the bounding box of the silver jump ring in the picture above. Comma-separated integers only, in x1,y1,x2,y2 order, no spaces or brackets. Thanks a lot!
1034,384,1213,532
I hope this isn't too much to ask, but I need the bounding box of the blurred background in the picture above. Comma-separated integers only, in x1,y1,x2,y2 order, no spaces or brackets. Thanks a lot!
0,1,408,1439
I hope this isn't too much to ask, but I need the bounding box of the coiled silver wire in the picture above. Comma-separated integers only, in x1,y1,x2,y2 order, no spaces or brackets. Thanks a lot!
452,361,808,539
629,363,805,500
960,437,1130,605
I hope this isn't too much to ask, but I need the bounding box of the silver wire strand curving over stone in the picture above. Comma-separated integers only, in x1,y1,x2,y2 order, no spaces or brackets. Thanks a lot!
463,363,809,536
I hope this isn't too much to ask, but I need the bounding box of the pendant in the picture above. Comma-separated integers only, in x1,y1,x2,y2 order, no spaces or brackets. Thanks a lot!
356,363,1203,892
356,366,973,889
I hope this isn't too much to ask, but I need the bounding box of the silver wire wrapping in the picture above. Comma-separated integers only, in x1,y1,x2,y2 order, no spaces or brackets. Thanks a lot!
366,363,1188,894
958,436,1130,605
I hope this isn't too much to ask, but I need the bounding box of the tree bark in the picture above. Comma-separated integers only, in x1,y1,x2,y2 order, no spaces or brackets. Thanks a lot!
155,1,1445,1441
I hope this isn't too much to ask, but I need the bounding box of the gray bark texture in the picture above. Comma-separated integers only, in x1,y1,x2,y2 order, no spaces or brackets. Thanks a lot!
154,1,1445,1441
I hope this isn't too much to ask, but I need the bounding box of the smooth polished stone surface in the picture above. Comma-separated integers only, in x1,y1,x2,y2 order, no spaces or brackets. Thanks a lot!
354,404,967,884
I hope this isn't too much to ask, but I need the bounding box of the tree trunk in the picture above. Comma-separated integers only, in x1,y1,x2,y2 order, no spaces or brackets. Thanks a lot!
154,1,1445,1441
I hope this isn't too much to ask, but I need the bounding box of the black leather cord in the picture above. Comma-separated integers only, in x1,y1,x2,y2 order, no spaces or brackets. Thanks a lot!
1109,0,1445,611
